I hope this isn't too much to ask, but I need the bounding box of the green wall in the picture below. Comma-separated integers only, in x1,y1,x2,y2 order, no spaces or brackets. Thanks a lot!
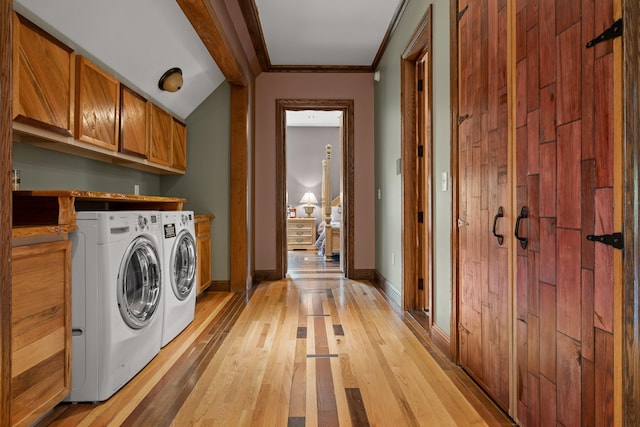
161,81,231,282
12,142,160,194
374,0,452,335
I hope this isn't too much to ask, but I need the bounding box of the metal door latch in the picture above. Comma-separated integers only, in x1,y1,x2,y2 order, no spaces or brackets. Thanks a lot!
586,232,624,250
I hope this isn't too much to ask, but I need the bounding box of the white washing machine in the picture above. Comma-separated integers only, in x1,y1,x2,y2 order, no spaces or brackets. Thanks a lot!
66,211,164,402
160,210,197,347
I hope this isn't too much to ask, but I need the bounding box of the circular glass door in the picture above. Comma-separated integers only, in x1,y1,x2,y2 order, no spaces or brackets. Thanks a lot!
117,236,162,329
171,230,196,301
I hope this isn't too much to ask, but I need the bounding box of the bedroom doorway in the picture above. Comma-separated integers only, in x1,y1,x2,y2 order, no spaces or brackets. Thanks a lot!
284,109,344,277
276,99,354,279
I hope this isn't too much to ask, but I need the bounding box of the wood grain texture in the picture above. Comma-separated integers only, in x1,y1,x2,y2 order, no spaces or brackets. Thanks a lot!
13,12,74,136
74,56,119,151
171,118,187,171
11,240,71,427
1,0,12,424
622,0,640,424
36,260,515,426
195,214,214,295
119,85,148,158
148,103,172,166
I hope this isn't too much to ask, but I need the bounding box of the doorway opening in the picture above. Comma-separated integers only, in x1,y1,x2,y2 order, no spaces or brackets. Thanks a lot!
275,99,354,280
285,110,344,278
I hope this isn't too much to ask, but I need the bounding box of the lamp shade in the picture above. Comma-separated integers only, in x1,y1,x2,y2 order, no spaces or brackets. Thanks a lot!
299,191,318,205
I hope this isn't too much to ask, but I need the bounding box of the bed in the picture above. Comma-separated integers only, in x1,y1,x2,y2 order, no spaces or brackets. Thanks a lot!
315,144,341,259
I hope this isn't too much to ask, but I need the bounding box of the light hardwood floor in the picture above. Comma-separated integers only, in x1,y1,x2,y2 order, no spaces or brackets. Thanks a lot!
37,252,514,426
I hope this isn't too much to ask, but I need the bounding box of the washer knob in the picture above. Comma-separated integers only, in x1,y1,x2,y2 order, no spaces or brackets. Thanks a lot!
138,215,148,229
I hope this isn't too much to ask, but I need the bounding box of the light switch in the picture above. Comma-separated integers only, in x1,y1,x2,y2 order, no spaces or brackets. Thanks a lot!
441,172,448,191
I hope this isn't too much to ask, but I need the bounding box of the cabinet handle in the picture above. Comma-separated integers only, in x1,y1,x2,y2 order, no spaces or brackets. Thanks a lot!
514,206,528,249
492,207,504,246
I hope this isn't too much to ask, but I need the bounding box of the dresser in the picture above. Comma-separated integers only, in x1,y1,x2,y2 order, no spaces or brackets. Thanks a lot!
287,217,317,250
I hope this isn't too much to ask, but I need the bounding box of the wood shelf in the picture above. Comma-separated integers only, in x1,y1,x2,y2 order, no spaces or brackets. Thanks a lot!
13,122,186,175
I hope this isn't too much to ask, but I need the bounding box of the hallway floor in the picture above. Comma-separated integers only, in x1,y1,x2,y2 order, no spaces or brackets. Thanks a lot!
38,251,515,426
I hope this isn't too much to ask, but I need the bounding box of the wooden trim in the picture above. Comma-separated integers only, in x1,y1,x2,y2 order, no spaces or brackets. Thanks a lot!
401,6,432,313
206,280,231,292
350,269,375,281
269,65,373,73
0,0,11,423
176,0,247,86
253,270,281,283
622,0,640,424
230,85,250,292
276,99,355,279
430,323,451,358
448,0,460,365
237,0,270,71
371,0,410,70
373,270,402,315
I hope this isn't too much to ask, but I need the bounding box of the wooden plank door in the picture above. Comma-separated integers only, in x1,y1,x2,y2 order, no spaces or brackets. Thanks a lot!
457,0,511,411
514,0,619,425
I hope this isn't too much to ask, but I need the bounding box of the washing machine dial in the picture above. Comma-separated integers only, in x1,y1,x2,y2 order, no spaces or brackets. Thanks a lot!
138,215,148,230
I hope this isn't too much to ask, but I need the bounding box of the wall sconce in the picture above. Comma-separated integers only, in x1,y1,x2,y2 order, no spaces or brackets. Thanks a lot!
158,67,183,92
373,70,381,82
299,191,318,217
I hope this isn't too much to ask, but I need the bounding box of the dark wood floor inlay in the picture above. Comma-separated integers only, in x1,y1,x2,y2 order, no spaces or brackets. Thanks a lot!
346,387,370,427
288,416,305,427
297,326,307,338
316,357,339,427
333,324,345,336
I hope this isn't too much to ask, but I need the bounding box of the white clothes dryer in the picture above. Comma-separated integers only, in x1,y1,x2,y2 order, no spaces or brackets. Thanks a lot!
160,211,197,347
66,211,164,402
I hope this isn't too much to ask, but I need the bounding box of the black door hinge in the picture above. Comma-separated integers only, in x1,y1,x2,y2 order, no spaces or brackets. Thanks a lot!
418,278,424,290
586,18,622,48
418,211,424,223
586,232,624,250
418,145,424,157
417,79,423,92
457,5,469,22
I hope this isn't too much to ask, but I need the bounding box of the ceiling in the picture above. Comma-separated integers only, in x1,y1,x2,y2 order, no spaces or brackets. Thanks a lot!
13,0,404,121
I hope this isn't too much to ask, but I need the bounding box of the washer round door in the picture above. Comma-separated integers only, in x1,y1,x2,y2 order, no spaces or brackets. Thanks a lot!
117,236,162,329
170,230,196,301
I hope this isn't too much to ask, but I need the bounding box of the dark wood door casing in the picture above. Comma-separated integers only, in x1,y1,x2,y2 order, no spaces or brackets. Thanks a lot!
275,99,354,280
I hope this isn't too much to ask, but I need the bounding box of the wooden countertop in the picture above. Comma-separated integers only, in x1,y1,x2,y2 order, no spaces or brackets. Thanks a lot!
13,190,187,230
195,213,216,223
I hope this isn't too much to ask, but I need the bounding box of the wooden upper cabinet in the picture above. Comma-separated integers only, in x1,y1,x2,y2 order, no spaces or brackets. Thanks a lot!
148,104,172,166
119,85,148,158
75,56,120,151
13,13,75,136
172,119,187,171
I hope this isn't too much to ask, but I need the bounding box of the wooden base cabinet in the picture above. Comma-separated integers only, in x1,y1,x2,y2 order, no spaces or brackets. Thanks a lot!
195,214,215,295
11,240,71,427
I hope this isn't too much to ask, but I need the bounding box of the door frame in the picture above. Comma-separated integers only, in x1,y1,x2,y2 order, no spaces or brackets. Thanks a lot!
622,0,640,423
275,99,354,279
401,6,433,318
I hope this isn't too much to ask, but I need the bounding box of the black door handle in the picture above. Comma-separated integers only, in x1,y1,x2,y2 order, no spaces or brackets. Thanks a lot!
514,206,528,249
492,207,504,245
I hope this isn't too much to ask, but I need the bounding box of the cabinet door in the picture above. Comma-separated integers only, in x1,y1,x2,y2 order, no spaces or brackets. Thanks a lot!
148,104,172,166
119,85,148,158
172,119,187,171
75,56,120,151
13,13,74,136
11,240,71,426
195,219,212,294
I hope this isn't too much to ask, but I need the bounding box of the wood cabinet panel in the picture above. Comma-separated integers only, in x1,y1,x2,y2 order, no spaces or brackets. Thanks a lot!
75,56,120,151
172,119,187,170
13,13,74,136
149,104,172,166
195,214,214,295
119,85,148,158
11,240,71,427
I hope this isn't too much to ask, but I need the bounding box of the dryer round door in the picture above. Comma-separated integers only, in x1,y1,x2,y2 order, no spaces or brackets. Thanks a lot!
170,230,196,301
117,236,162,329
